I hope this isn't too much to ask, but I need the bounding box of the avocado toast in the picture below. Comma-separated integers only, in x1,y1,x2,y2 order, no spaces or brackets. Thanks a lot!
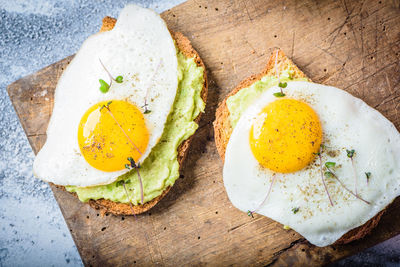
214,49,385,245
61,16,208,216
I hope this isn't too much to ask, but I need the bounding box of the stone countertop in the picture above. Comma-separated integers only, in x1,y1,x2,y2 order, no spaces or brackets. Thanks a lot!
0,0,399,266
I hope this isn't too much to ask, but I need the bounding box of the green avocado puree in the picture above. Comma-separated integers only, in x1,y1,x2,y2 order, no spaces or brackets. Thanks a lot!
226,69,309,128
65,51,205,204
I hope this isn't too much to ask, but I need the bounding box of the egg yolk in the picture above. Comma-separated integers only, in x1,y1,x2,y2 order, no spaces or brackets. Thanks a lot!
249,98,322,173
78,100,149,172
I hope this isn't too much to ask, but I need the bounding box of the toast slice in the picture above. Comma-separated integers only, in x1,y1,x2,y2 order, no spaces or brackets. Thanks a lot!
58,17,208,216
213,49,384,245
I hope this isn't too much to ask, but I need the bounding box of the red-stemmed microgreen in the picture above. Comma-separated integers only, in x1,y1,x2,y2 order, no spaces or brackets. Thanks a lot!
125,157,144,205
324,163,370,205
274,82,287,97
346,149,358,195
98,58,123,93
365,172,371,185
99,101,145,214
100,102,143,157
99,101,113,111
273,50,286,97
316,149,334,206
116,179,137,218
142,60,163,114
247,174,277,218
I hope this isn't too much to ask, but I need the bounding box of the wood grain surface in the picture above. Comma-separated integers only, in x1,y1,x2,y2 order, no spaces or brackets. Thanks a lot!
7,0,400,266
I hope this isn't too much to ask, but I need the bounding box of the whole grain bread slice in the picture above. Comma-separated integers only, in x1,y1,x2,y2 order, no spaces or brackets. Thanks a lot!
58,16,208,216
213,49,384,245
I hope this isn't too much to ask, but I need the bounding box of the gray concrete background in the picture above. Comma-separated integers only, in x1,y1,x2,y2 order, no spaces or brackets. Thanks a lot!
0,0,399,266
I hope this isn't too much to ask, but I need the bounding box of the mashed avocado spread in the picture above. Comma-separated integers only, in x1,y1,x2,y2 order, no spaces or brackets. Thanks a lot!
226,70,308,128
66,51,205,204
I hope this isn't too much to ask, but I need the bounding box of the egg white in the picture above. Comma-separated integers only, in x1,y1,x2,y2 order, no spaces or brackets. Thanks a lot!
33,5,178,187
224,81,400,247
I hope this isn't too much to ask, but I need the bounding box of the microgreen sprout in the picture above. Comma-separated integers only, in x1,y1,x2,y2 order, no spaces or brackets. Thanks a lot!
317,146,334,206
316,146,369,205
125,157,144,205
325,162,370,205
98,58,123,93
247,174,277,218
346,149,358,195
100,101,113,111
126,157,139,168
116,179,137,218
346,149,355,158
122,181,137,219
273,81,287,97
292,207,300,214
98,100,145,211
365,172,371,185
273,50,286,97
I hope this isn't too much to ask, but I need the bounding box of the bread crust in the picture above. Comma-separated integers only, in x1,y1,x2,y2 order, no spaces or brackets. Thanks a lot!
58,17,208,216
213,49,384,245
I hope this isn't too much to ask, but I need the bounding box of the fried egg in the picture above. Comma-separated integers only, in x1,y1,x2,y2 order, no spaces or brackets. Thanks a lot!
224,81,400,247
33,5,178,187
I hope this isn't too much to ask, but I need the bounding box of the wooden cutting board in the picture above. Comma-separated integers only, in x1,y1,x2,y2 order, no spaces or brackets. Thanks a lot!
7,0,400,265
